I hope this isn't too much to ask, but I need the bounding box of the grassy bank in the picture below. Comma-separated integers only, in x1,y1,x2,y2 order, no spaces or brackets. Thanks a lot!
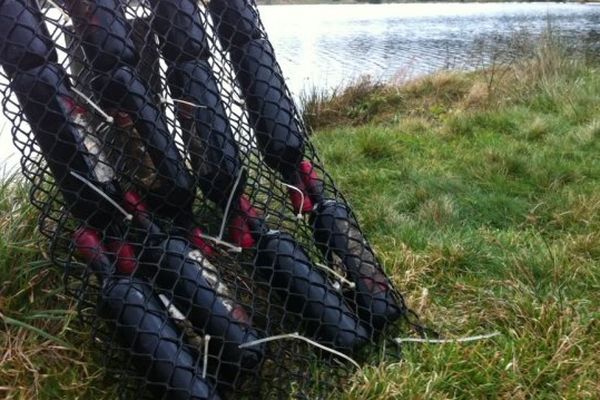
1,39,599,398
304,39,600,398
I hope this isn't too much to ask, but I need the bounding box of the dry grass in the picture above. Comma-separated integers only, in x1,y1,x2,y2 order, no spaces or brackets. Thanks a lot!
0,176,110,399
302,28,596,133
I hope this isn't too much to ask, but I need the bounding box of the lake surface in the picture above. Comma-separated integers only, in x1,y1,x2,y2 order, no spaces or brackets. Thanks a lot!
260,2,600,96
1,2,599,167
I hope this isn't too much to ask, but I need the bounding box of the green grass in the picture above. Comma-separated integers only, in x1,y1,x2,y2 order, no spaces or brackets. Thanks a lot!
0,173,116,399
1,41,599,398
305,44,600,399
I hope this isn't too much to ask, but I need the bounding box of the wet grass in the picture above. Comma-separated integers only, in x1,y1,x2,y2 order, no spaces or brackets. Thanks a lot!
1,37,599,398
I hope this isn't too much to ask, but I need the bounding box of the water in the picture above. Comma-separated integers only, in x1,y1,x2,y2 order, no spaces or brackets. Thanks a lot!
1,2,599,166
260,2,600,96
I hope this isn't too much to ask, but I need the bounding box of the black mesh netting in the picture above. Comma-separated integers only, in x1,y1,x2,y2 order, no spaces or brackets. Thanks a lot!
0,1,413,398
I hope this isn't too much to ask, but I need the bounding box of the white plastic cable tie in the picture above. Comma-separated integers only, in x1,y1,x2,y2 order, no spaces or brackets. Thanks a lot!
239,332,361,370
202,334,211,379
217,166,246,241
161,97,208,109
394,331,501,345
71,88,115,124
279,181,305,220
315,263,356,289
70,171,133,221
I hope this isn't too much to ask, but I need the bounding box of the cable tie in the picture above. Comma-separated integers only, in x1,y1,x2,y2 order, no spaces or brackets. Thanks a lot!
69,171,132,222
160,97,208,109
71,88,115,124
315,263,356,289
279,181,305,220
202,335,211,379
218,166,246,241
239,332,361,370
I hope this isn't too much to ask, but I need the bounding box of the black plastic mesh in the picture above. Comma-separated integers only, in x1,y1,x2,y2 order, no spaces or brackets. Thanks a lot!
0,1,410,398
